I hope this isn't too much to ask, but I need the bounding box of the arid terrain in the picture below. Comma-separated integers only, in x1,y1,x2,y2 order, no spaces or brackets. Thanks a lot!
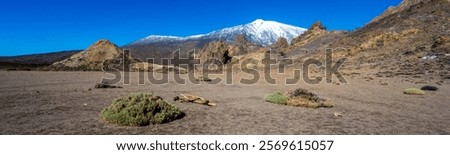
0,71,449,135
0,0,448,135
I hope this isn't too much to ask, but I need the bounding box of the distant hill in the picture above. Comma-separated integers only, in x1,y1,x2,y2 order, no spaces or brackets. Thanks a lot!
0,50,80,65
50,40,131,71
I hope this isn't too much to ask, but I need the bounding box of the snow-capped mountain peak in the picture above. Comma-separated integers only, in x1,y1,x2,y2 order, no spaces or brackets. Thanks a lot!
241,19,307,45
130,19,307,46
143,35,183,41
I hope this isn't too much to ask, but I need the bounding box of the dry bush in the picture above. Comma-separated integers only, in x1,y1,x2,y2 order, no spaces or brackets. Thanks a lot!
265,88,333,108
287,97,333,108
287,88,333,108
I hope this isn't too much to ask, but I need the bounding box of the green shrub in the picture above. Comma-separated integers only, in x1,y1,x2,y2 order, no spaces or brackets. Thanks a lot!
265,92,289,105
403,88,426,95
101,93,184,126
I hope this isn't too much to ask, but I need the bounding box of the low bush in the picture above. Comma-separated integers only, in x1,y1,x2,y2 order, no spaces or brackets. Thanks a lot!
287,88,333,108
265,92,289,105
101,93,184,126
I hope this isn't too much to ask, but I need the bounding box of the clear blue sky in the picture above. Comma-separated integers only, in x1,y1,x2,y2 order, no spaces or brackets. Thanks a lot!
0,0,401,56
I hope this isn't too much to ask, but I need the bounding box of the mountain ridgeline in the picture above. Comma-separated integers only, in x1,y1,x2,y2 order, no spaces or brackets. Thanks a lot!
128,19,307,46
1,0,448,78
123,19,307,62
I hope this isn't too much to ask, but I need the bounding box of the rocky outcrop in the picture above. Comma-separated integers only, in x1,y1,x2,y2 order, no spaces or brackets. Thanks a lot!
196,35,264,67
228,35,250,56
197,40,231,66
291,21,327,47
51,40,131,71
229,35,261,56
271,37,289,49
267,37,290,58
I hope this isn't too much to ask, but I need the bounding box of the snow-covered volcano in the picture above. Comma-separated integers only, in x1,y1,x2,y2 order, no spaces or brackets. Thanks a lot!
129,19,307,46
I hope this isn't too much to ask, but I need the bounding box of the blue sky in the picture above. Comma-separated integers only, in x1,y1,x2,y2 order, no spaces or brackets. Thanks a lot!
0,0,402,56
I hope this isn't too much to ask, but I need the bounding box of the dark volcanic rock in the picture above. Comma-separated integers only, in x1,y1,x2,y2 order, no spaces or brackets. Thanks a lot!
95,83,123,89
421,85,439,91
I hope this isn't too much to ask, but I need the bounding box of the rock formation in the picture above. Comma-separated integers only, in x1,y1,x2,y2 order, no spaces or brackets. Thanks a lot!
51,40,131,71
271,37,289,49
291,21,327,47
197,40,231,67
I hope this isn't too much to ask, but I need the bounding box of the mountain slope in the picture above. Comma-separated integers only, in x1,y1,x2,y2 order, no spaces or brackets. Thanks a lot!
370,0,427,23
296,0,450,79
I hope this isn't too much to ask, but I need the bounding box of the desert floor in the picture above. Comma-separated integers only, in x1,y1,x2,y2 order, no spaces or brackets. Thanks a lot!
0,71,449,135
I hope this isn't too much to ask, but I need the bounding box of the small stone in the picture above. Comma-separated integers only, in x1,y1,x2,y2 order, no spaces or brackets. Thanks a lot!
334,112,343,117
333,82,340,85
414,80,427,84
95,83,122,89
195,76,212,82
174,96,180,101
421,85,438,91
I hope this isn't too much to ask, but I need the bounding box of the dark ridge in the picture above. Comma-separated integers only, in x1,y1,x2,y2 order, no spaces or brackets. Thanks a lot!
0,50,81,65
